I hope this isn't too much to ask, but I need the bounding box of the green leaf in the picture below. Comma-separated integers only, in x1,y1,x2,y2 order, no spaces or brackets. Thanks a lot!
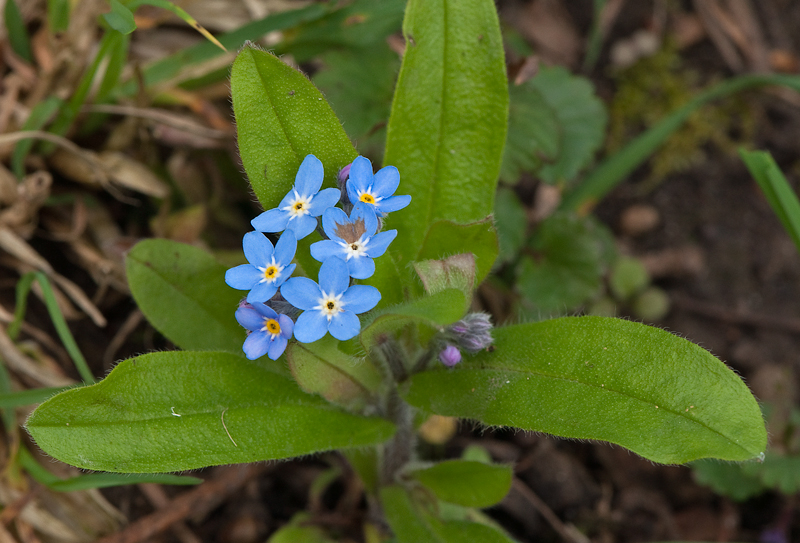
530,66,607,185
500,84,560,183
403,317,767,464
740,148,800,253
286,336,381,409
418,219,499,286
313,46,398,161
381,485,517,543
609,256,650,301
411,460,512,508
691,458,764,501
493,188,528,265
743,451,800,495
26,351,395,473
4,0,33,63
516,212,615,315
126,239,245,353
360,289,466,352
277,0,406,62
383,0,508,273
230,43,357,211
103,0,136,34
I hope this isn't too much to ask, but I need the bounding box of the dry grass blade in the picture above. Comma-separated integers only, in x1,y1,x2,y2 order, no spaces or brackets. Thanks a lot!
0,326,74,388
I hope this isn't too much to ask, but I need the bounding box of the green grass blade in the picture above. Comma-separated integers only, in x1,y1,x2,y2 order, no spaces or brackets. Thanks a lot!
111,3,328,98
4,0,33,63
13,272,94,383
103,0,137,34
47,0,70,33
43,31,123,152
128,0,225,51
561,73,800,211
740,148,800,251
11,96,62,177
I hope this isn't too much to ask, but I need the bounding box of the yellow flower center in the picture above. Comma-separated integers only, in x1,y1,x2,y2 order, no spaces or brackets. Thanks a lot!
263,318,281,336
263,265,279,281
293,202,304,211
359,193,375,204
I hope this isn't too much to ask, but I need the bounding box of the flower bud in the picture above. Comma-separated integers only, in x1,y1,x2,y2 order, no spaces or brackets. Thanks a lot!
439,344,462,367
337,162,353,212
449,312,493,353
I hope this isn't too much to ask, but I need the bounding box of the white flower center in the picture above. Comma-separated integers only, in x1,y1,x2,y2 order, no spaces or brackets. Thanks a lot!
257,257,284,284
281,189,313,219
314,291,345,321
337,235,370,261
261,317,281,338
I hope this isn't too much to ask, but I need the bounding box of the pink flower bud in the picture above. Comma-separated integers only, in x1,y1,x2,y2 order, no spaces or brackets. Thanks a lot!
439,345,461,367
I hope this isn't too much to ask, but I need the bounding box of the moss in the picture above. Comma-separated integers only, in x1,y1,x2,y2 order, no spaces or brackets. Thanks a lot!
607,39,757,188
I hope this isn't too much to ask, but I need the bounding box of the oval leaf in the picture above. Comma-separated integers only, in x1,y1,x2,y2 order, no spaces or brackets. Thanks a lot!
231,43,357,210
411,460,512,508
26,351,395,472
403,317,767,464
126,239,243,352
383,0,508,271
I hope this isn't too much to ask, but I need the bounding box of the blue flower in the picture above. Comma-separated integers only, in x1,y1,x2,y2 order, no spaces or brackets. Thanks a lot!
225,230,297,303
345,156,411,216
310,202,396,279
251,155,341,239
235,302,293,360
281,257,380,343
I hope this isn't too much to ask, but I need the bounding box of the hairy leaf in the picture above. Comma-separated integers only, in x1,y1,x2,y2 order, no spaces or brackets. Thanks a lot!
403,317,767,464
26,351,395,472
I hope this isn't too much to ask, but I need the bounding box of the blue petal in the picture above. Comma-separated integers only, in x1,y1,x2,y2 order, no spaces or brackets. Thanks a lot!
252,208,289,233
235,305,263,332
293,310,329,343
278,314,294,339
281,277,322,310
372,165,400,198
285,214,318,240
348,256,375,280
318,257,349,295
273,230,297,266
251,302,278,320
243,331,271,360
267,335,289,360
307,187,341,217
367,230,397,258
347,156,373,202
341,285,381,314
321,207,350,241
328,310,361,341
351,202,378,235
225,265,261,290
242,231,274,266
294,155,324,196
310,240,343,263
246,281,277,303
376,195,411,214
277,263,296,285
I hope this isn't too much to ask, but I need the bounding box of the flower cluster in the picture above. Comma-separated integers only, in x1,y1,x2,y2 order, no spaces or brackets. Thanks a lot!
437,313,494,368
225,154,409,360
